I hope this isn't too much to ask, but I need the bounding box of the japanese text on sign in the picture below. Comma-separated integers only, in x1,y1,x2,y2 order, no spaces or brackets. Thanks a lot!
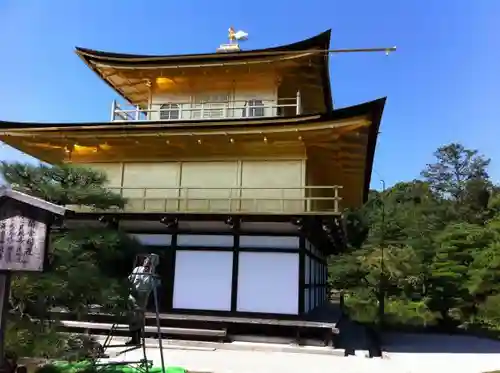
0,200,47,271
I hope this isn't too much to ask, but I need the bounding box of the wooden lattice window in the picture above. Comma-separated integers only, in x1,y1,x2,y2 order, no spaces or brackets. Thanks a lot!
191,94,230,119
159,103,180,120
243,99,264,117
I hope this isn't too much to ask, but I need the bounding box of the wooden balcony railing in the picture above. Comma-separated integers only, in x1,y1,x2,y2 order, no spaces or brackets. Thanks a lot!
69,186,343,215
110,92,302,122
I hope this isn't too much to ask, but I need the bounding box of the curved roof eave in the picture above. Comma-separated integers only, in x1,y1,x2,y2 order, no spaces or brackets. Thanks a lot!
0,96,385,203
362,97,386,203
75,30,332,65
75,29,333,110
0,97,383,132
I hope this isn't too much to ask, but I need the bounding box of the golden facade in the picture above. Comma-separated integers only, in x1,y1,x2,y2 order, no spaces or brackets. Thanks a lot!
0,30,385,214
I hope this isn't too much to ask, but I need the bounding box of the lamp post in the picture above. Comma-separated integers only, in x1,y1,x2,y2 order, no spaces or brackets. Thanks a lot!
378,179,386,329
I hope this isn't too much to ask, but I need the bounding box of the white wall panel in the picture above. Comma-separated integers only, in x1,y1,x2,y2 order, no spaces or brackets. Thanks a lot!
82,163,123,187
122,162,181,211
240,160,304,213
177,234,233,247
129,234,172,246
239,236,299,249
173,251,233,311
237,252,299,314
180,162,239,212
150,87,278,121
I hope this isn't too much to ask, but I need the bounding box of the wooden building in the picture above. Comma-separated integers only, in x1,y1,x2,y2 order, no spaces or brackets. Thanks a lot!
0,30,385,327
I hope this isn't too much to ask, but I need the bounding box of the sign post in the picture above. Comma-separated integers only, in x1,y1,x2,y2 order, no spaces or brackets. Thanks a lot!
0,187,66,368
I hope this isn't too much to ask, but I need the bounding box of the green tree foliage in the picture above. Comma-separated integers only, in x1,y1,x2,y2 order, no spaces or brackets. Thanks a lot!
1,162,124,209
421,143,492,223
333,142,500,333
421,143,490,200
0,162,144,359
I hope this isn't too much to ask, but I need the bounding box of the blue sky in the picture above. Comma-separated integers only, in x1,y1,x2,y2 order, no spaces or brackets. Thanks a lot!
0,0,499,188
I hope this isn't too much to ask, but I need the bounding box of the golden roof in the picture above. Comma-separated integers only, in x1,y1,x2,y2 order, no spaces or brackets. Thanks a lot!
75,30,333,111
0,98,385,208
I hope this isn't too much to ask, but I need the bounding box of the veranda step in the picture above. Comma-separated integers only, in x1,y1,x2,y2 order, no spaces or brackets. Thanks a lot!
59,320,227,337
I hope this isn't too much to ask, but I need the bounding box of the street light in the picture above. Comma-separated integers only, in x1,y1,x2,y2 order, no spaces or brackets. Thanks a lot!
378,179,386,329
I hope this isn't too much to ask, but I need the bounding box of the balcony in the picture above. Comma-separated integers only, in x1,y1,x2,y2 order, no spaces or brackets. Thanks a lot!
110,92,302,122
70,186,342,215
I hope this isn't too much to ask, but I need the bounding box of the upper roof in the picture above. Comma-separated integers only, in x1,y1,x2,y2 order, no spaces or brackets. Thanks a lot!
75,30,333,110
75,30,331,66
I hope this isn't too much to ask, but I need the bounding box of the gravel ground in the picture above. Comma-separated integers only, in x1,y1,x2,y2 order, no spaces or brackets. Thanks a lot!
102,345,398,373
94,333,500,373
383,332,500,373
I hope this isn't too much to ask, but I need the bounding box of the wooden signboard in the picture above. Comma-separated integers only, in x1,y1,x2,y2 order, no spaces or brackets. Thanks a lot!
0,199,51,272
0,187,65,366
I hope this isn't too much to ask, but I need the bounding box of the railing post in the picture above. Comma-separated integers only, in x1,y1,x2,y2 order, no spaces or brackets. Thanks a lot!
135,105,140,121
296,90,301,115
110,100,116,121
143,188,147,211
306,186,311,212
334,186,339,213
281,188,285,212
177,186,182,212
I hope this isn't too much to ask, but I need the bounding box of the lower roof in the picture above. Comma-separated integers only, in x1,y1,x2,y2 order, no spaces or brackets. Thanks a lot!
0,98,386,207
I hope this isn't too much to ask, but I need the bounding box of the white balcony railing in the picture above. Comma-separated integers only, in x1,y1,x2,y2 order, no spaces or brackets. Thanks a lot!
110,91,302,122
70,185,342,215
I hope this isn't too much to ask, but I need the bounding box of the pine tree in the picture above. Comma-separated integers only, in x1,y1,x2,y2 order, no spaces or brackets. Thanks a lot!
1,162,144,359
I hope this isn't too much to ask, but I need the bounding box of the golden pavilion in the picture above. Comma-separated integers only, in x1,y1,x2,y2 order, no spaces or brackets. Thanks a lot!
0,29,385,325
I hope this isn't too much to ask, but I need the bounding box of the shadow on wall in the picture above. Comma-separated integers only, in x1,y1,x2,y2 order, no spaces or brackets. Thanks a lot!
383,332,500,354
